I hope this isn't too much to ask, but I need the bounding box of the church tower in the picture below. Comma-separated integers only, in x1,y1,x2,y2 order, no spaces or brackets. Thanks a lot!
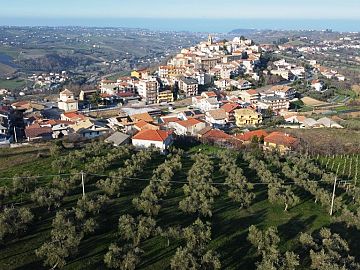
207,34,213,45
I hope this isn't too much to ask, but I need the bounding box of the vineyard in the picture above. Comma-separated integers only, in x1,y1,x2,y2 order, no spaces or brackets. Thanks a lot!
1,142,360,270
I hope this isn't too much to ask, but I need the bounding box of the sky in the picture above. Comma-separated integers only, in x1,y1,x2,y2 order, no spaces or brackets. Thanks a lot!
0,0,359,20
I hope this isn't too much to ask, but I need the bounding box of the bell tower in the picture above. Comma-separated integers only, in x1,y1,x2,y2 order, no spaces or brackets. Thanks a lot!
207,34,213,45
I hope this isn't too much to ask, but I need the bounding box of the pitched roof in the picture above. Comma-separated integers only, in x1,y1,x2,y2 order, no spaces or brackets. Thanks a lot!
131,112,154,123
202,91,217,98
105,132,130,145
160,116,180,124
60,89,73,95
132,129,171,142
221,103,241,113
25,124,52,139
207,109,227,120
264,132,298,147
134,120,159,130
202,129,231,140
198,126,213,136
176,118,203,128
246,89,258,95
236,130,268,141
62,112,86,121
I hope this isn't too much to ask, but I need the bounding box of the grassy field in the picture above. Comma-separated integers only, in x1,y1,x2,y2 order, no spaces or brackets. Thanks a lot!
0,78,27,90
0,143,358,269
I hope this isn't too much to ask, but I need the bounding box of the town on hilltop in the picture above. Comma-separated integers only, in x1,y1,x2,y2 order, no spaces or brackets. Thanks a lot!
1,33,357,155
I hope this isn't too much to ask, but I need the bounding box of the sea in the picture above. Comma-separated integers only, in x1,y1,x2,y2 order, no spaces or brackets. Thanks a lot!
0,18,359,33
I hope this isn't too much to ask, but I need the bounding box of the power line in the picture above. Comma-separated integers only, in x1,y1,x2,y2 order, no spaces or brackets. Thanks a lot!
0,172,352,187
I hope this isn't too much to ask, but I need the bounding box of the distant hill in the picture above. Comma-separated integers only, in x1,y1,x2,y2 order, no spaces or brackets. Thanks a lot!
228,28,258,35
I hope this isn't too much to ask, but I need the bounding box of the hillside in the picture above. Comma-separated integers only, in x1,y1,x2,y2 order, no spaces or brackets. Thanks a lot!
1,142,360,269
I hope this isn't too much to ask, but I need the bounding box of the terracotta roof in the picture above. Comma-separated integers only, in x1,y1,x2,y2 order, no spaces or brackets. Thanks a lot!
62,112,86,121
264,132,298,147
198,126,212,136
134,120,159,130
221,103,241,113
176,118,202,128
132,129,171,142
246,89,258,95
161,116,180,124
202,129,232,140
131,112,153,123
202,91,217,97
236,130,268,141
25,124,52,139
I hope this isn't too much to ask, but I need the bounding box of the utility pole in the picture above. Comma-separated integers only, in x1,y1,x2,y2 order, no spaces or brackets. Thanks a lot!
330,176,337,216
81,171,85,198
13,126,18,143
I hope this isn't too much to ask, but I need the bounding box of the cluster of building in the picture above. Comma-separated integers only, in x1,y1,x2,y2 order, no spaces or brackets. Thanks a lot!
28,71,69,88
97,35,262,105
268,59,306,81
0,85,301,155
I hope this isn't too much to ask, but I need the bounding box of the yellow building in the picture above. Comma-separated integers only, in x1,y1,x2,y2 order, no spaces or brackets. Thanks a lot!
157,90,174,104
234,109,262,127
131,69,149,79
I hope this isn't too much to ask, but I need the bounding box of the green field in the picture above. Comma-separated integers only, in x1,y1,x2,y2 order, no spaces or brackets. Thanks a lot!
1,143,360,269
0,78,27,90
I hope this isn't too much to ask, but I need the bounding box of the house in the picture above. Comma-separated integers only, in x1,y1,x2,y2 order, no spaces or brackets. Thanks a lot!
25,124,53,141
157,90,174,104
201,129,241,147
236,130,268,143
58,89,78,112
177,110,204,120
131,69,149,80
137,77,159,104
105,132,131,146
263,132,298,153
130,112,154,123
192,96,221,112
205,109,228,129
221,103,241,123
239,89,260,104
237,79,253,90
257,95,290,113
178,77,199,97
77,124,110,139
134,120,160,131
234,109,262,127
168,118,207,136
61,112,87,123
270,85,296,100
51,123,70,139
132,129,173,151
311,80,325,92
284,115,307,124
201,91,218,99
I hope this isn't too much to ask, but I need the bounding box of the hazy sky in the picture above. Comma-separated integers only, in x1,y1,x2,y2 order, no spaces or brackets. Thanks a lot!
1,0,359,19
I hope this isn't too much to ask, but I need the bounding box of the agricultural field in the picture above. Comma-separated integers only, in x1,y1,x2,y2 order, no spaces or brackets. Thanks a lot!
317,154,359,183
1,142,360,270
0,78,27,90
